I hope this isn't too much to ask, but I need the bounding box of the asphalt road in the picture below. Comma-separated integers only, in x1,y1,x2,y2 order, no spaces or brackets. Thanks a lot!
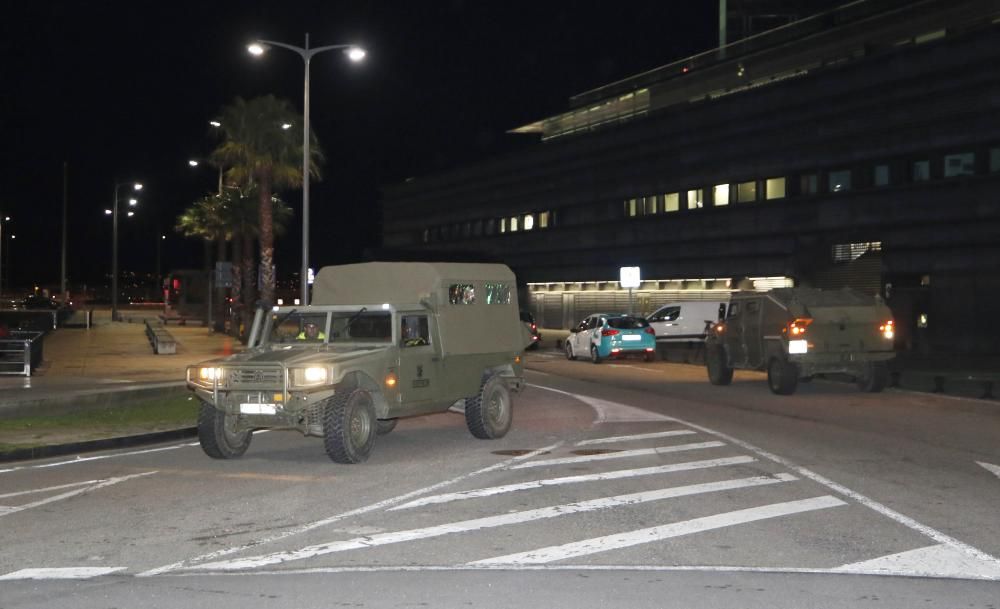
2,351,999,608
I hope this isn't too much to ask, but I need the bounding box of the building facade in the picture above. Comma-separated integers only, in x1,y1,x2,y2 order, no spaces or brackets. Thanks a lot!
381,0,1000,356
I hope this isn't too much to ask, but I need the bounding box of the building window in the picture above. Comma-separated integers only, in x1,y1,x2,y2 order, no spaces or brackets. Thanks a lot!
874,164,890,187
485,282,511,305
832,241,882,263
801,174,818,195
485,218,496,235
644,195,658,215
765,177,785,200
539,211,550,228
625,198,639,217
944,152,975,177
422,229,430,243
712,184,730,207
686,189,703,210
663,192,679,212
448,284,476,305
523,214,535,231
829,170,851,192
912,160,930,182
462,222,472,238
509,216,519,232
473,220,483,237
737,181,757,203
990,148,1000,173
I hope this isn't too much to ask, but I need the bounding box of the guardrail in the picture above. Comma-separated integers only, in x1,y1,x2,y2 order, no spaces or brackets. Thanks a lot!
0,331,45,376
144,320,177,355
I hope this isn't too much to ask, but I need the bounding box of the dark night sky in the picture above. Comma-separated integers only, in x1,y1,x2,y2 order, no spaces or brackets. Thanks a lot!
0,1,716,291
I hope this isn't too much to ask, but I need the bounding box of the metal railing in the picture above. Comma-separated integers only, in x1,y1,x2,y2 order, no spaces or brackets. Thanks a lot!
0,330,45,376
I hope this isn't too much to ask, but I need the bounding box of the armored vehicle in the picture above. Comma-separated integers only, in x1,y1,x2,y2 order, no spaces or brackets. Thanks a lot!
704,288,895,395
186,262,525,463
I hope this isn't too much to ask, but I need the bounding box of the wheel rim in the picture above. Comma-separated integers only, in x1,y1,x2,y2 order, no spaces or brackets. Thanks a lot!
486,387,508,427
222,414,246,446
349,399,372,447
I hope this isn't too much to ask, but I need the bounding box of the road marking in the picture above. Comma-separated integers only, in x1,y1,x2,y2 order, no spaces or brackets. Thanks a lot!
530,384,1000,572
471,495,845,565
184,474,797,572
0,472,156,518
835,544,1000,579
527,383,675,423
390,456,757,511
139,441,564,577
0,479,98,500
977,461,1000,480
575,430,696,446
0,567,126,580
510,441,725,469
0,443,200,475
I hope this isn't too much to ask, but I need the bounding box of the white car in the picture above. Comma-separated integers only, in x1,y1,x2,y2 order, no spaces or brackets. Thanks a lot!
647,301,728,344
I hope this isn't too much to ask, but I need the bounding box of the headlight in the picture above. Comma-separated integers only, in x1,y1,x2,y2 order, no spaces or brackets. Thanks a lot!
197,367,222,381
290,366,330,387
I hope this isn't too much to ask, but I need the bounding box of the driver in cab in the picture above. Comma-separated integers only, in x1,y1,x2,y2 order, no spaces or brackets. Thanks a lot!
296,322,327,341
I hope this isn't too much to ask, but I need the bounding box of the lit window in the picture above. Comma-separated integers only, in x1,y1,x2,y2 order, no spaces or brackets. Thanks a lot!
509,216,519,232
644,195,658,215
448,284,476,305
626,198,639,217
765,178,785,199
874,165,890,187
523,214,534,230
944,153,975,177
499,218,507,233
713,184,730,206
737,181,756,203
664,192,679,212
912,160,930,182
686,189,703,209
485,282,511,304
539,211,550,228
829,170,852,192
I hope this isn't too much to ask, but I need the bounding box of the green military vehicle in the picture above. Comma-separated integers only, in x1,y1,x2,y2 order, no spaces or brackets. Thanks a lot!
186,262,525,463
704,287,896,395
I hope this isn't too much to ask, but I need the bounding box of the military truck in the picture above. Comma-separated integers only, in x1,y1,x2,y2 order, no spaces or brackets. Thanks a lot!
704,287,896,395
186,262,525,463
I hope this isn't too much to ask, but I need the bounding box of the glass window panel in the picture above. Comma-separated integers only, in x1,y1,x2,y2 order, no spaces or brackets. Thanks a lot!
422,229,429,243
713,184,730,206
448,284,476,305
737,181,756,203
874,165,890,186
499,218,507,233
644,195,658,215
990,148,1000,173
485,219,495,235
539,211,550,228
944,152,975,177
912,160,930,182
664,192,680,212
801,174,818,195
687,189,703,209
509,216,519,232
765,177,786,199
523,214,534,230
829,170,851,192
485,282,511,305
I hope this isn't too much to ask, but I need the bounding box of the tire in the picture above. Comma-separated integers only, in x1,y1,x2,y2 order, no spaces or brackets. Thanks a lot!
197,402,252,459
376,418,398,435
564,341,575,360
323,388,377,463
767,357,799,395
706,347,734,386
590,345,602,364
857,361,889,393
465,375,513,439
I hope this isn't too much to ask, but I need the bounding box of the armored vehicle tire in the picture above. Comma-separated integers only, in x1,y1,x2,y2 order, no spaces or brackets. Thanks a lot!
323,389,377,464
590,345,602,364
376,418,398,435
465,375,513,440
767,357,799,395
565,341,575,360
857,361,889,393
706,348,734,386
197,402,252,459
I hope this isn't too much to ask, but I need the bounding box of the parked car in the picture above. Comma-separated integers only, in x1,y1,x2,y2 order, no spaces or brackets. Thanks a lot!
21,295,61,310
565,313,656,363
647,300,729,344
520,311,541,350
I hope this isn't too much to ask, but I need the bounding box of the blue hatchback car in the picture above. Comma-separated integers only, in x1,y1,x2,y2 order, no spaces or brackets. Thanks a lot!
565,313,657,363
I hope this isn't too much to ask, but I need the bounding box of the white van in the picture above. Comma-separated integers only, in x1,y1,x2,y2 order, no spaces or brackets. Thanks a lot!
647,300,729,343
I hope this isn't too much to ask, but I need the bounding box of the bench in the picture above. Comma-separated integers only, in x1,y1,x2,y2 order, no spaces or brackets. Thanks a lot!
144,320,177,355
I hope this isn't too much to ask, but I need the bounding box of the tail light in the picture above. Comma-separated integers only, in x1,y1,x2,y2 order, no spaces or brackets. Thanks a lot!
601,329,619,337
530,323,537,331
644,327,655,335
787,318,812,337
879,320,894,340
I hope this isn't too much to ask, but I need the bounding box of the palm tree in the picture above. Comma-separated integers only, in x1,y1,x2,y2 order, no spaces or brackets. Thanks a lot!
211,95,323,304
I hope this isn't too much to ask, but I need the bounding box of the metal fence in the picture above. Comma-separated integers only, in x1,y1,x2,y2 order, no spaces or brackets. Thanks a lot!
0,331,45,376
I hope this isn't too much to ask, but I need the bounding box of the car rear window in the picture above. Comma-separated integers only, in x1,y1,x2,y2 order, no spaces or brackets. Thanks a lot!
607,317,648,329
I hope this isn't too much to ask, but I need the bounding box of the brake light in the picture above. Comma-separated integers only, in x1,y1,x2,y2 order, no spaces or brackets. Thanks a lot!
530,323,537,331
787,318,812,337
601,329,619,337
879,320,894,340
644,327,655,335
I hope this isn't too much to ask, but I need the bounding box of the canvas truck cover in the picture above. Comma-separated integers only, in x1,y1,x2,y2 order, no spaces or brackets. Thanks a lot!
766,287,891,322
311,262,524,355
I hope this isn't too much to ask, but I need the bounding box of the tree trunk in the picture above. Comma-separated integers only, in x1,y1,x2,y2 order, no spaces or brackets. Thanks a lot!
258,169,275,305
241,226,257,342
230,230,243,338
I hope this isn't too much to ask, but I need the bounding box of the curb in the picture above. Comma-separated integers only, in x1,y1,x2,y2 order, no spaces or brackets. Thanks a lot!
0,427,197,463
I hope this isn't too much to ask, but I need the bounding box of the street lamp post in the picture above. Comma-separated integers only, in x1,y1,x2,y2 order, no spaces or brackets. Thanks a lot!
109,181,142,321
0,214,10,298
248,35,365,306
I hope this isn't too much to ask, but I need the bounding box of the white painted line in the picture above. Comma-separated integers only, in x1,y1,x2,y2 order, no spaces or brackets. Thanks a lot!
0,567,125,580
0,472,157,518
530,384,1000,572
575,430,696,446
0,479,98,500
390,456,757,511
471,495,845,565
185,474,797,572
977,461,1000,480
139,441,564,577
511,441,725,469
0,442,200,475
835,544,1000,579
527,383,676,423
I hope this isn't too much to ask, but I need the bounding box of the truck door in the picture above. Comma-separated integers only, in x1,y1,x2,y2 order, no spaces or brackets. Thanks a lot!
724,302,746,366
397,313,443,410
742,299,764,368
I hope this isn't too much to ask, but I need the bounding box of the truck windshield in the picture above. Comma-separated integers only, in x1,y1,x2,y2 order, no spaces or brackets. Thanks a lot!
265,310,392,345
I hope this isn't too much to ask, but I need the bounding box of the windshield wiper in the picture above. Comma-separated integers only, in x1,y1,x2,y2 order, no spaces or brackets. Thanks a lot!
341,307,369,335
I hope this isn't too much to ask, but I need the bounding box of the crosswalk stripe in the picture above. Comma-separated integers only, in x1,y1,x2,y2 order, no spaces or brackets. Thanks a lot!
470,495,846,565
187,474,797,572
0,472,157,518
575,430,696,446
390,456,757,511
0,567,126,580
511,441,725,469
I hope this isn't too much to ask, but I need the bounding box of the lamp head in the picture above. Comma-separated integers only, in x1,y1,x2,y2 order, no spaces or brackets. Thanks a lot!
346,47,366,62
